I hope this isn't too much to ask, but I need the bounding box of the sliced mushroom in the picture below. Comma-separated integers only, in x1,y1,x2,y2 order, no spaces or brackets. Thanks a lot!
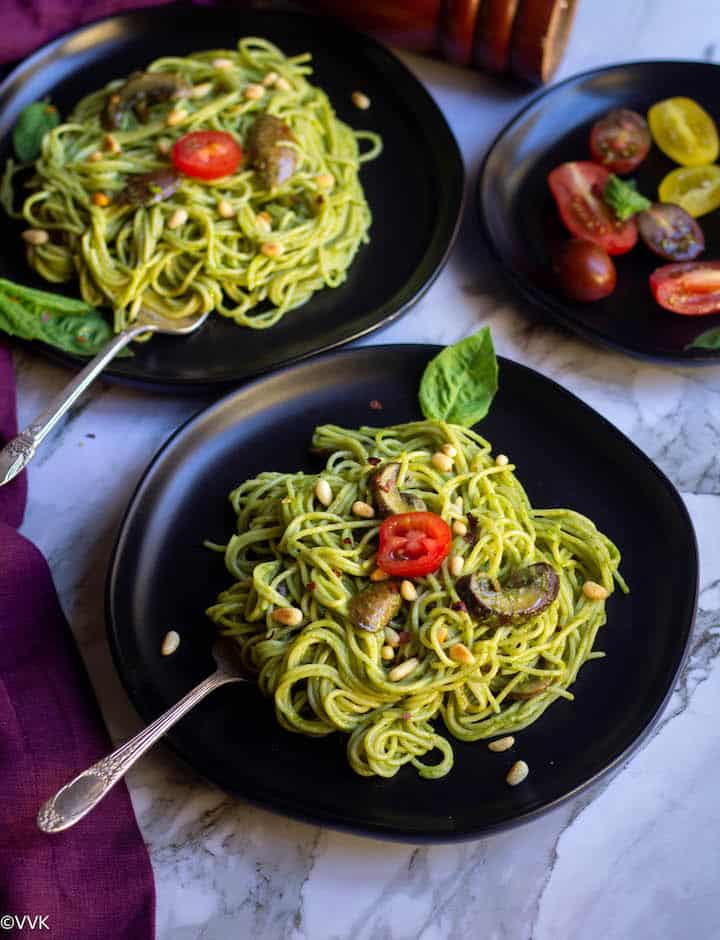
246,113,297,188
510,675,552,700
102,72,192,130
348,582,401,633
119,168,180,207
456,563,559,628
369,462,426,517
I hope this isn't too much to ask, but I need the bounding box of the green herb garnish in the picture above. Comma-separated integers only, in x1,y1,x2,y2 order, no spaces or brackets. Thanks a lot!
419,328,498,426
603,174,651,222
12,101,60,162
686,327,720,351
0,278,130,357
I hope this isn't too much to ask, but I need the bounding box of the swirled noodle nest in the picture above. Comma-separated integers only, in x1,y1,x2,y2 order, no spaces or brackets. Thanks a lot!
206,420,627,780
1,38,382,332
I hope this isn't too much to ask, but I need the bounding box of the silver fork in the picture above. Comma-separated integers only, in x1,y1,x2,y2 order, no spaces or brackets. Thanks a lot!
0,306,210,486
37,636,246,834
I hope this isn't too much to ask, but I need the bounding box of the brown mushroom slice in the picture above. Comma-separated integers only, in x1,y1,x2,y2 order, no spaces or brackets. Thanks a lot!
102,72,192,130
119,168,180,207
246,114,297,188
456,563,559,627
348,582,401,633
369,462,427,516
510,674,552,700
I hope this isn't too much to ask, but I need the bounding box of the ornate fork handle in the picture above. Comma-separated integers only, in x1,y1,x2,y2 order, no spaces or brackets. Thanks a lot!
0,322,153,487
37,669,241,833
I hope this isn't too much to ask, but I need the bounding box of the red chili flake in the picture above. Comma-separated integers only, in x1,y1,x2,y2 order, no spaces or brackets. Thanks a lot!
451,601,467,612
402,712,412,720
333,568,341,576
342,538,352,545
41,311,51,323
76,335,87,343
369,399,383,410
397,630,411,643
307,581,317,591
368,456,381,465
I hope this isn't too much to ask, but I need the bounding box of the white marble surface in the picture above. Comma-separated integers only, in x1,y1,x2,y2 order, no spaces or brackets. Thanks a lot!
14,2,720,937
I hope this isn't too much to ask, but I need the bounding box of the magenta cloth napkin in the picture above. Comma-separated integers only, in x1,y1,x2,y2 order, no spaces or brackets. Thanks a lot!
0,343,155,939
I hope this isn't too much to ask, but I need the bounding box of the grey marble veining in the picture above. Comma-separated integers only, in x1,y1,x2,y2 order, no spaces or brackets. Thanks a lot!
13,1,720,937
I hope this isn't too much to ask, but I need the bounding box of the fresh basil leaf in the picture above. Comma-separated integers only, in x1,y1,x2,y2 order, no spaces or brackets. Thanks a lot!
419,328,498,426
686,327,720,351
0,279,131,357
12,101,60,162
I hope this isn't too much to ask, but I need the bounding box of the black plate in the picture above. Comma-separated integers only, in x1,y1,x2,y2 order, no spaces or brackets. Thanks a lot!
0,5,463,390
107,344,697,841
478,60,720,363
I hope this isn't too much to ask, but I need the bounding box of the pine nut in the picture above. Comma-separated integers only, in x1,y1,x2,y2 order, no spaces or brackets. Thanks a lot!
381,645,395,661
88,150,103,162
488,736,515,752
255,210,272,232
449,554,464,577
495,454,509,467
261,242,283,258
92,191,110,207
400,580,417,602
452,520,467,536
192,82,213,98
351,90,371,110
441,443,457,458
583,580,609,601
212,57,234,70
103,133,121,153
315,173,335,189
352,500,375,519
370,567,389,582
262,71,278,86
161,630,180,656
314,478,333,506
217,197,234,218
384,626,400,646
156,138,172,156
166,108,185,126
431,452,453,472
272,606,303,627
506,760,529,786
274,77,292,92
244,84,265,100
21,229,49,245
388,657,418,682
167,207,188,230
449,642,474,665
436,625,448,644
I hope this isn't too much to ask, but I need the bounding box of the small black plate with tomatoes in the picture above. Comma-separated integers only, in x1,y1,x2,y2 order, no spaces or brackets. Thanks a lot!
477,60,720,363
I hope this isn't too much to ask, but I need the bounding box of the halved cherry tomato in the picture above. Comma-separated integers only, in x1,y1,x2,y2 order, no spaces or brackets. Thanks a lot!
548,162,638,255
650,261,720,315
172,130,242,180
658,165,720,218
637,204,704,261
589,109,651,175
377,512,452,578
648,97,719,166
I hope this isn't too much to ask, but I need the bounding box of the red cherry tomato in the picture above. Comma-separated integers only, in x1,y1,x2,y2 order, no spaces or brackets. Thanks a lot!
553,239,616,302
172,131,242,180
590,109,651,175
377,512,452,578
650,261,720,315
548,162,638,255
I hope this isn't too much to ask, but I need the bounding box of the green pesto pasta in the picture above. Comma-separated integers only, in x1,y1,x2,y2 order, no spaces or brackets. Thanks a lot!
206,420,627,780
1,38,381,332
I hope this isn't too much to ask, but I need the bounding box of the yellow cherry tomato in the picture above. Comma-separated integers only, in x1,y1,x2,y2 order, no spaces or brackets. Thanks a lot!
658,165,720,217
648,97,719,166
